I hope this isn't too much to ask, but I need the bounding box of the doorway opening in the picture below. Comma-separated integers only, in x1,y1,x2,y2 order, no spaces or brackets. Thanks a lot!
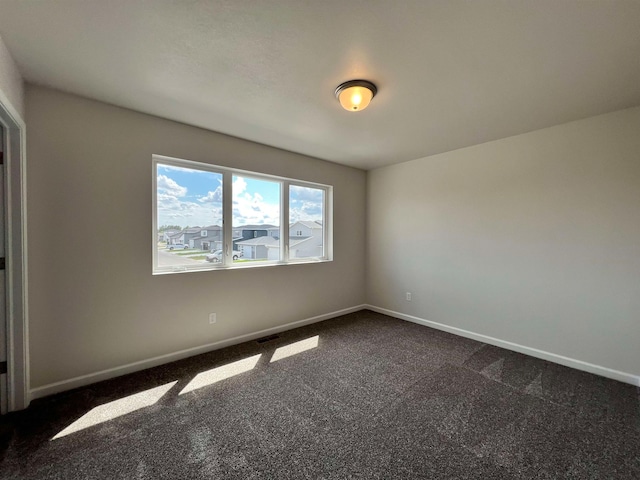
0,97,28,413
0,124,6,414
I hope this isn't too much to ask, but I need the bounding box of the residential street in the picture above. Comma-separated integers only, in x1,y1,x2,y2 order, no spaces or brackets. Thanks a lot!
157,249,204,266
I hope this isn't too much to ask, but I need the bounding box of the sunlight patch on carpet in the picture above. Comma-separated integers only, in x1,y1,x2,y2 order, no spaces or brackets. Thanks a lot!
52,381,178,440
270,336,319,363
179,354,262,395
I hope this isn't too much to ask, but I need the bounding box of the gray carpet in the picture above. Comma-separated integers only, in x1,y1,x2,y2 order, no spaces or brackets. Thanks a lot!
1,310,639,479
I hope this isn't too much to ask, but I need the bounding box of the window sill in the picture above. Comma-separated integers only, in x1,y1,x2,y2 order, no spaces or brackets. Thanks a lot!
152,257,332,275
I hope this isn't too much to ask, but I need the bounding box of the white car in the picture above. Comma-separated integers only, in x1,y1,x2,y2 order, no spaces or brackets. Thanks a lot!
206,249,242,262
168,243,188,250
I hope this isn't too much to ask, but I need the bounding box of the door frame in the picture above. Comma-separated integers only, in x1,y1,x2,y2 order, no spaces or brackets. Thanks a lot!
0,89,28,412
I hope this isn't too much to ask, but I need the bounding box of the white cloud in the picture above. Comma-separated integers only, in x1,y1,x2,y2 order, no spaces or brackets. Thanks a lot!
290,206,322,222
232,190,279,226
157,174,282,228
158,192,222,227
289,186,323,222
157,175,187,197
199,186,223,203
158,200,223,226
233,176,247,195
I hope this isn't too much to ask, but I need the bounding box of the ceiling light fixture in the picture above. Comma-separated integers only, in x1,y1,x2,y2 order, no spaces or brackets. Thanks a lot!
335,80,377,112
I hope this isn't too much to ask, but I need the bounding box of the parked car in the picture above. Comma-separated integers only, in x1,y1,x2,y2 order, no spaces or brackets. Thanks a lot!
168,243,189,250
206,249,242,262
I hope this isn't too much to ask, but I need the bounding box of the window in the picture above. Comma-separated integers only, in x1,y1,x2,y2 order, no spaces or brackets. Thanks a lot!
153,155,332,274
289,185,325,260
232,175,280,263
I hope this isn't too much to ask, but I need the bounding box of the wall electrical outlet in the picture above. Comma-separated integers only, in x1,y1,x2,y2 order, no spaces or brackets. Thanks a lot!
406,292,412,301
209,313,217,324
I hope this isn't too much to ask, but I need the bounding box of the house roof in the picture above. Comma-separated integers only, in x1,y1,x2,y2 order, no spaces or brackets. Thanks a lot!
237,224,277,230
236,236,279,246
290,237,314,248
265,237,315,249
291,221,322,230
2,2,639,170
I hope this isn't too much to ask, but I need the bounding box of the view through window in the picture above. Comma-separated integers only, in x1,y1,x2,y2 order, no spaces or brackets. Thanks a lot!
289,185,325,260
232,175,281,263
153,156,331,273
156,163,223,269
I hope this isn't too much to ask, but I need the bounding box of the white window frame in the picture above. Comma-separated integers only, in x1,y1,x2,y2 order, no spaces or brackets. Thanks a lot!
153,155,333,274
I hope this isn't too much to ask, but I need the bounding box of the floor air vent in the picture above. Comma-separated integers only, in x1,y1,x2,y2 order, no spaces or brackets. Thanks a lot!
256,334,280,344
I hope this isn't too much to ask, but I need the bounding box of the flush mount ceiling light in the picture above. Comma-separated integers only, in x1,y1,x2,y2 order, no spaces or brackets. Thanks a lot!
335,80,377,112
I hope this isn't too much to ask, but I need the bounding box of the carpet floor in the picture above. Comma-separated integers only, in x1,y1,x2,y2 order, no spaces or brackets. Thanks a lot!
1,310,639,479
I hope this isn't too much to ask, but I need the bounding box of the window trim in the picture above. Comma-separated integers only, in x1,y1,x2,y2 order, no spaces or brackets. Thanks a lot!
153,154,333,274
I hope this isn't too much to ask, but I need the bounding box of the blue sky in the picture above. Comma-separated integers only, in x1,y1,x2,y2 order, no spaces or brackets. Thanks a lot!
156,164,223,228
157,163,323,229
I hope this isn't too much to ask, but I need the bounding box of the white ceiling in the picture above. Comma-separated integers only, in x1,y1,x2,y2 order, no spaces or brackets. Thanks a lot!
1,1,640,170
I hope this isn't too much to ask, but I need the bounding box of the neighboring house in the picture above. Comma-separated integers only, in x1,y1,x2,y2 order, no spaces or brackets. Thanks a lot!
164,223,318,255
267,226,280,239
165,226,225,250
289,220,322,239
239,224,277,240
169,227,202,246
167,230,184,245
265,237,319,261
165,224,278,252
232,224,277,251
265,221,324,260
236,236,279,260
291,235,323,259
190,225,223,250
161,230,179,243
288,221,323,258
267,236,323,260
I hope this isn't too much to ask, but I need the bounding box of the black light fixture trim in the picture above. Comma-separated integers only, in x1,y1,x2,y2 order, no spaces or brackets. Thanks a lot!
334,80,378,100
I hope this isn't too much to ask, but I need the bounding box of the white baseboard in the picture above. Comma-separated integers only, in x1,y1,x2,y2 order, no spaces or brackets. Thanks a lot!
29,304,367,400
365,305,640,387
29,303,639,400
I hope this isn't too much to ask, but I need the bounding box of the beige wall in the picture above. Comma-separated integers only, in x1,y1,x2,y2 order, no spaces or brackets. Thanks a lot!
26,85,366,389
0,34,24,120
368,107,640,378
23,82,640,391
